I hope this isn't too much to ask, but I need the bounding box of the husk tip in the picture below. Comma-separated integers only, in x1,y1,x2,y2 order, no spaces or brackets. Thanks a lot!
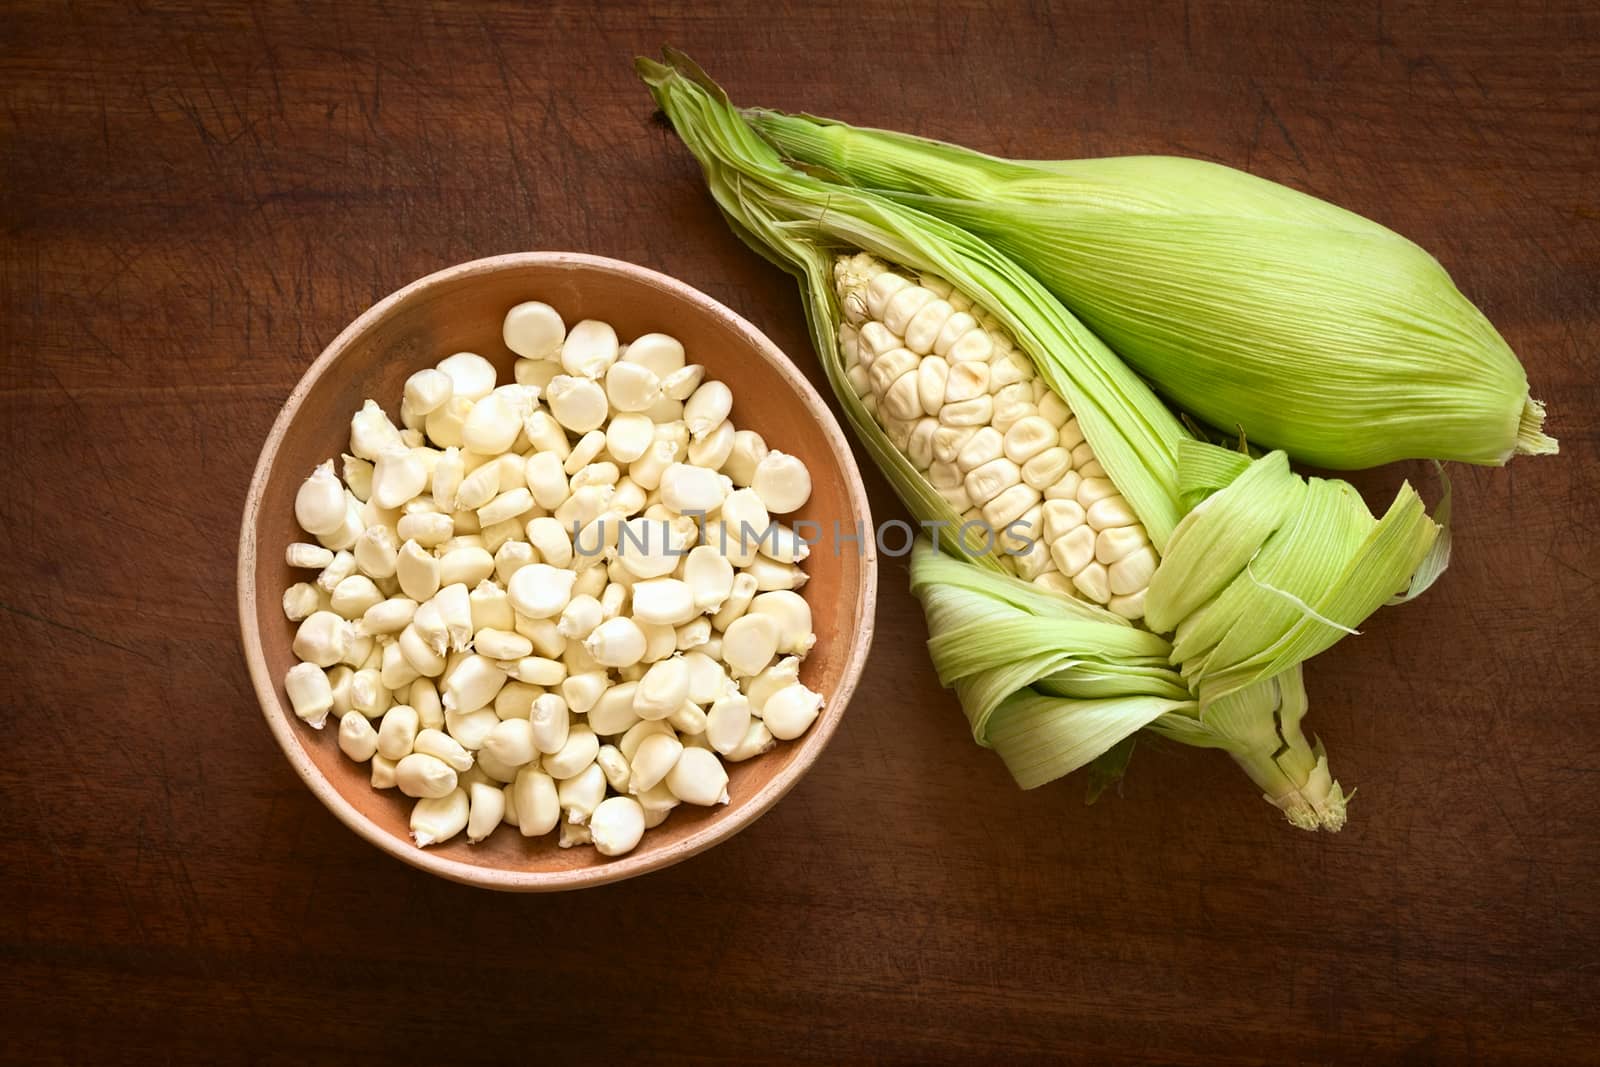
1515,396,1558,458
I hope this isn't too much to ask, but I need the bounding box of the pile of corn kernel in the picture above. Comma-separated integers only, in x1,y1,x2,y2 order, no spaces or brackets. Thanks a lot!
280,300,822,857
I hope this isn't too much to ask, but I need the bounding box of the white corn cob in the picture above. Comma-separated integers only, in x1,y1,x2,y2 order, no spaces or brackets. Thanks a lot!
834,253,1157,621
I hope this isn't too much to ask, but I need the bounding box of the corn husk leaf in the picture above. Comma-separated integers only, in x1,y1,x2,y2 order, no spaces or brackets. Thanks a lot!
749,109,1556,470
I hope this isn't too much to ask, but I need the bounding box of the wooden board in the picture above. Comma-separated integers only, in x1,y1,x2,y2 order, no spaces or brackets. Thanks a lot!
2,1,1596,1061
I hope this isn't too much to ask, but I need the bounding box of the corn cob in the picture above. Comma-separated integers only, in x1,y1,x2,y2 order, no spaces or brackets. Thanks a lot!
749,109,1557,470
638,52,1442,829
834,253,1157,620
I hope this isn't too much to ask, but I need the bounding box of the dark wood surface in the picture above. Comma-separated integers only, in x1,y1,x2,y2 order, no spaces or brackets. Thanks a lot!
4,2,1597,1063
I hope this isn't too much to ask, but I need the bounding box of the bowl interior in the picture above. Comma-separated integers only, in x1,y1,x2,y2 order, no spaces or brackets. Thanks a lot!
241,254,874,889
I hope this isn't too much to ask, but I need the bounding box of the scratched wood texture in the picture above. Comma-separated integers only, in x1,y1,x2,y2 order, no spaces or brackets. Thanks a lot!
3,1,1597,1063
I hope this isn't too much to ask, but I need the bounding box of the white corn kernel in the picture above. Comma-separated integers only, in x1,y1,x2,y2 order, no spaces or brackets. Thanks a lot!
346,399,402,461
604,360,662,413
338,710,378,761
563,429,608,474
445,706,499,750
676,617,712,650
545,375,608,432
397,510,453,547
1051,524,1097,576
1072,561,1112,603
1087,494,1138,531
506,656,564,687
628,732,683,793
562,671,608,715
725,721,776,762
622,332,686,377
408,679,444,730
1042,499,1087,541
282,582,324,622
377,704,420,760
523,693,567,755
706,694,752,755
558,762,607,823
560,319,619,379
681,651,735,705
585,616,646,667
395,752,458,798
525,516,573,568
471,627,528,661
423,395,472,449
287,542,334,570
751,451,811,514
477,487,534,527
557,594,604,641
589,796,646,856
403,368,454,418
639,620,677,664
351,525,398,581
721,613,780,676
688,419,736,470
342,454,374,502
904,298,955,354
605,412,655,464
410,788,470,847
1094,525,1146,565
630,578,697,627
284,662,334,727
330,575,384,620
669,701,707,735
723,430,768,487
454,460,500,511
660,363,705,401
380,634,418,691
482,717,537,769
370,447,428,509
435,352,495,402
414,727,474,772
521,409,570,459
295,461,347,536
664,747,729,806
545,725,599,779
684,380,733,438
744,656,800,714
634,656,690,720
506,562,576,619
684,546,734,612
349,668,391,717
1108,545,1158,595
659,462,727,514
559,818,593,848
494,682,537,720
524,451,569,511
503,301,566,360
1108,588,1147,620
582,681,635,736
748,591,815,656
466,781,506,843
512,768,560,836
397,624,446,677
965,457,1022,506
743,556,807,592
442,654,506,714
712,572,758,631
293,611,352,667
369,753,398,789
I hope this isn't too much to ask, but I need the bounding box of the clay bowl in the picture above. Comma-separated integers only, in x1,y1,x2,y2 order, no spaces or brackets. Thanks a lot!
238,252,876,891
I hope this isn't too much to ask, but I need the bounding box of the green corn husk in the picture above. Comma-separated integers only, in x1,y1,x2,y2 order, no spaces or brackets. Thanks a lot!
749,109,1557,470
639,52,1441,829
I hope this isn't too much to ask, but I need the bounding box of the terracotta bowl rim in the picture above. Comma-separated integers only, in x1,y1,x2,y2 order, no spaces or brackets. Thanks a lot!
236,251,877,891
